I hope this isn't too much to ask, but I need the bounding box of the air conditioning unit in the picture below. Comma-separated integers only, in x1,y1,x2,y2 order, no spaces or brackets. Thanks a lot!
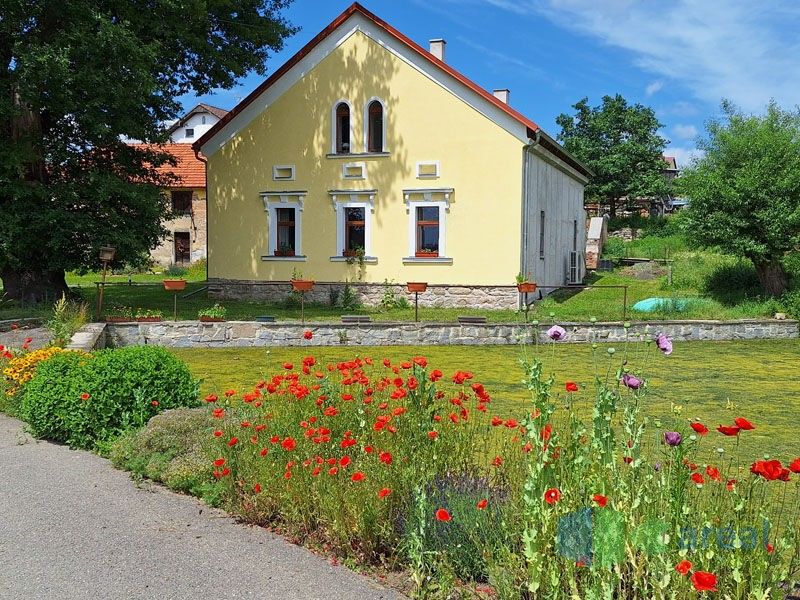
568,251,582,284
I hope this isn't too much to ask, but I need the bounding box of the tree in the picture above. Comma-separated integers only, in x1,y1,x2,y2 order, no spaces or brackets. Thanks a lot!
677,101,800,297
556,95,669,218
0,0,297,302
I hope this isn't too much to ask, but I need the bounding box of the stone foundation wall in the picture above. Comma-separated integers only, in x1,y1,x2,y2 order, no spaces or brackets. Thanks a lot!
105,319,798,349
207,279,521,310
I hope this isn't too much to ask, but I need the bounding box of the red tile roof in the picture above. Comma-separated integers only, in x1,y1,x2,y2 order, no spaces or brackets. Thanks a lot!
194,2,591,178
134,144,205,188
663,156,678,169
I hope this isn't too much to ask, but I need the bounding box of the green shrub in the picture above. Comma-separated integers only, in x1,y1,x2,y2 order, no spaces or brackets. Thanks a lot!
782,289,800,318
601,237,626,258
164,263,188,277
18,346,199,449
186,258,207,279
110,408,216,500
46,295,89,346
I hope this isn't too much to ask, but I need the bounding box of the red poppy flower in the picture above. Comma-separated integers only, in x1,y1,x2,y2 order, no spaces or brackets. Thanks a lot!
674,560,692,576
80,392,90,401
491,456,503,467
734,417,755,430
227,437,238,447
253,483,262,494
328,467,338,476
717,425,740,436
706,465,721,482
491,416,503,427
476,499,488,510
751,459,787,481
224,389,236,397
690,422,709,435
726,479,736,491
690,571,717,592
283,471,292,480
351,471,365,482
151,400,159,407
339,456,351,468
565,381,579,392
541,424,552,442
260,448,268,457
544,488,561,505
691,473,705,485
213,430,223,438
435,508,451,522
323,406,338,417
592,494,608,508
504,418,518,428
766,543,774,553
303,330,313,340
429,369,443,382
379,451,393,465
378,488,392,498
790,458,800,473
281,437,297,451
427,431,438,439
213,458,225,467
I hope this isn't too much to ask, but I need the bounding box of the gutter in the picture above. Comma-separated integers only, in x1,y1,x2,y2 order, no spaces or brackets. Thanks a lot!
520,131,542,304
193,148,209,283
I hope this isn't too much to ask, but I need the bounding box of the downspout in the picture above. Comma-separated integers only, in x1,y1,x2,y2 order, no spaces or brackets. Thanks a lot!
193,146,209,283
521,130,542,307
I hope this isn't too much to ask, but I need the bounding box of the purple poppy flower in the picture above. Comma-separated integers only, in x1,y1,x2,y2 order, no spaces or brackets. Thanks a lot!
656,333,673,356
653,462,662,472
621,373,642,390
547,325,566,341
664,431,682,447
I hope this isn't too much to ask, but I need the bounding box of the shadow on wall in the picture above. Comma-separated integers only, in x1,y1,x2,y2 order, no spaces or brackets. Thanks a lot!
210,32,412,282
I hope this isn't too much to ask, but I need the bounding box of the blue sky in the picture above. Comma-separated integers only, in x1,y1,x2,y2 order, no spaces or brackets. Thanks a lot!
179,1,800,167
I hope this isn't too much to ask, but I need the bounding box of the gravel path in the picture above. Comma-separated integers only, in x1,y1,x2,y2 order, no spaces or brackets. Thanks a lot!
0,326,50,351
0,414,404,600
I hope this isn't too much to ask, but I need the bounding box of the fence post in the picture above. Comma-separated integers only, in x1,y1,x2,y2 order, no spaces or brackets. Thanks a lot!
622,286,628,321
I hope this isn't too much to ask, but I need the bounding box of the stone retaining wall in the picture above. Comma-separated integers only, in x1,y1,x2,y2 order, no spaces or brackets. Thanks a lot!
208,279,522,310
67,323,107,352
104,318,798,349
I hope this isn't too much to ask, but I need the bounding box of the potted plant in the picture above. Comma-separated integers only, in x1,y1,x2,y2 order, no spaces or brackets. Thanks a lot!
105,306,134,323
406,282,428,293
415,247,439,258
516,272,537,293
198,303,227,322
275,243,295,257
290,269,315,292
135,308,163,322
163,278,187,291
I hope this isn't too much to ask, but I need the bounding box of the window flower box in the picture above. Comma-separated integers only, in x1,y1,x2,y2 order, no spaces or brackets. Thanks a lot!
415,250,439,258
136,316,163,323
274,249,296,257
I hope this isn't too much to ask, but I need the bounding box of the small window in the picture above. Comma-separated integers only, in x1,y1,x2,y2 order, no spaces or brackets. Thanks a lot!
416,206,440,257
539,210,546,259
573,219,578,251
272,165,296,181
185,128,194,138
367,100,384,153
344,207,366,254
174,232,191,264
171,191,192,216
201,115,206,125
275,208,296,256
335,103,350,154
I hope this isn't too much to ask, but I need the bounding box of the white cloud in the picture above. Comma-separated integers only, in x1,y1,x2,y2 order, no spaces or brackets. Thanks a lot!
672,124,698,140
645,80,663,97
666,146,705,168
472,0,800,112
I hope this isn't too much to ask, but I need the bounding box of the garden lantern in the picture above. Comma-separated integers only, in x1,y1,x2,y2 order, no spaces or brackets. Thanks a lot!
96,246,116,318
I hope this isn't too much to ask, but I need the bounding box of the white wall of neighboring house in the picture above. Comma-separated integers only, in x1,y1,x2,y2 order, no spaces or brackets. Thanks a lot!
169,112,221,143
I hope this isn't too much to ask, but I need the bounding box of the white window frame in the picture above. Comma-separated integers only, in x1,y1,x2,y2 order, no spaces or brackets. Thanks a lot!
184,128,194,139
329,190,376,260
363,97,387,153
341,161,365,180
260,191,306,259
272,164,296,181
416,160,440,179
403,188,453,262
331,99,354,154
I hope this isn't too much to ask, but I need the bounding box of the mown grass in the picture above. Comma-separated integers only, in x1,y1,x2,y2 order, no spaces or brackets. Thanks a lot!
171,338,800,461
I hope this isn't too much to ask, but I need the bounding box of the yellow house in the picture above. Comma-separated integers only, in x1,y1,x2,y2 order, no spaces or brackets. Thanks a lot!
194,3,590,309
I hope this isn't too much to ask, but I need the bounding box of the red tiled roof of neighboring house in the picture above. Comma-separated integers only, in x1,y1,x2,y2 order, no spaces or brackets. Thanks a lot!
194,2,591,179
663,155,678,169
133,144,205,188
197,103,229,120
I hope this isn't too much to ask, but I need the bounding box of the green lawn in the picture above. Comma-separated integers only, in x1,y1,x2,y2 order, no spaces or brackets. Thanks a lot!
171,338,800,462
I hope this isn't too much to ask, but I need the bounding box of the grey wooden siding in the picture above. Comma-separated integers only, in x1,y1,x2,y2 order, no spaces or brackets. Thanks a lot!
521,147,587,295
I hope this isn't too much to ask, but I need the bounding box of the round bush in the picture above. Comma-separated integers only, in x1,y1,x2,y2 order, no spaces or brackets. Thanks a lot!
18,346,199,449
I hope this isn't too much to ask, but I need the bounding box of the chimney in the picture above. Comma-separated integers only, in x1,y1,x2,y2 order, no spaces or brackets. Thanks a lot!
493,89,510,104
429,39,446,62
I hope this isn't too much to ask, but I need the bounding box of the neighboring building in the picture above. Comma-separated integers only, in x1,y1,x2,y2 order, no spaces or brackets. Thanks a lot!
193,3,591,308
167,103,228,144
138,144,208,265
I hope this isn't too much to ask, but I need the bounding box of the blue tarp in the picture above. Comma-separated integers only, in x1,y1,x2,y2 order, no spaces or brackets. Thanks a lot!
632,297,689,312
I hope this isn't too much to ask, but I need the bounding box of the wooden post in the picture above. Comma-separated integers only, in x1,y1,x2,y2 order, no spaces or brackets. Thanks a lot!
97,260,109,318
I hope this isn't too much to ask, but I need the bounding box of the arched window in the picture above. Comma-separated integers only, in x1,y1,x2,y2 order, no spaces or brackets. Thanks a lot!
367,100,384,153
335,102,350,154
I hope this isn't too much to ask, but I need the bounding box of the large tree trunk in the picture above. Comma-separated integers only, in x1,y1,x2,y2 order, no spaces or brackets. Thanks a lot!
608,197,617,219
753,259,789,297
0,267,69,304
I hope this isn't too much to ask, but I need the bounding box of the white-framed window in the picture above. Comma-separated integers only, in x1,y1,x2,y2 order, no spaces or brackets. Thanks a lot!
329,190,376,260
364,97,386,153
260,192,306,259
403,188,453,262
185,128,194,138
332,100,352,154
201,115,207,125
